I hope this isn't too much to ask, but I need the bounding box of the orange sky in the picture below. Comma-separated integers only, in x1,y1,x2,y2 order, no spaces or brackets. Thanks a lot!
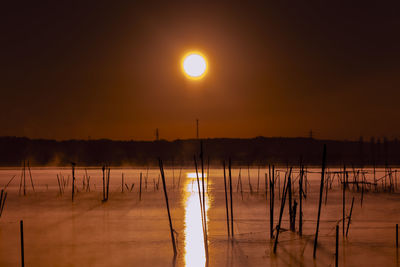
1,1,400,141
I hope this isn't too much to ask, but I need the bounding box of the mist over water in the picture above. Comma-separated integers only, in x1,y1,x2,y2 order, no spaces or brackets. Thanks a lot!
0,167,399,266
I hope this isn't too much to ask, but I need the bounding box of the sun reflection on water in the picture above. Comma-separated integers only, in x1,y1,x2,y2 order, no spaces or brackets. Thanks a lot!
184,173,209,267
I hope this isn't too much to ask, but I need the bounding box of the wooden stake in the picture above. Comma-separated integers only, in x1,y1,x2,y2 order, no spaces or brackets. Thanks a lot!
313,144,326,258
343,166,346,237
122,173,124,193
299,165,304,236
229,158,234,238
71,163,76,202
200,141,209,257
247,164,253,194
273,168,291,253
257,165,260,193
20,220,24,267
335,224,339,267
0,191,7,217
57,175,62,195
194,156,207,252
23,161,26,196
139,172,142,201
102,165,105,201
288,169,293,231
223,161,230,237
27,161,35,193
346,197,355,237
270,165,275,239
158,158,177,256
106,167,110,201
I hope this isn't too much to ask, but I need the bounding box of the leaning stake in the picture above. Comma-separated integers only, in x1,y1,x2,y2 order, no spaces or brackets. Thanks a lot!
313,144,327,258
346,197,355,237
158,158,177,256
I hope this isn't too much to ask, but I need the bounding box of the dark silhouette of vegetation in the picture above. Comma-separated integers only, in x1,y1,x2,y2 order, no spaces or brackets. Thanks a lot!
1,136,400,167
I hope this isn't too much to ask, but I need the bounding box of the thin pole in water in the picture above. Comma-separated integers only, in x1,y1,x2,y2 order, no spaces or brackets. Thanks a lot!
200,141,209,257
269,165,275,240
23,160,26,196
299,164,304,236
194,156,206,246
71,162,76,202
20,220,24,267
27,161,35,193
223,161,230,238
343,165,346,237
122,173,124,193
102,165,105,201
158,158,177,256
313,144,326,258
106,167,110,201
139,172,142,201
229,158,234,238
346,197,355,238
335,224,339,267
273,168,290,253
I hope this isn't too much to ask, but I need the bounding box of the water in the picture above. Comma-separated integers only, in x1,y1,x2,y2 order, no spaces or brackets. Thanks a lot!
0,167,399,266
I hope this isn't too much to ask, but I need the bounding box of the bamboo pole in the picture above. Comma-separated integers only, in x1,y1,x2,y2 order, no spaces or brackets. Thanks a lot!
139,172,142,201
122,173,124,193
273,168,291,253
106,167,110,201
158,158,177,256
0,191,7,217
335,224,339,267
23,160,26,196
223,161,230,237
27,161,35,193
20,220,24,267
270,165,275,239
257,165,260,193
194,156,207,252
200,141,209,257
288,169,293,231
313,144,327,258
248,164,253,194
71,163,76,202
299,165,304,236
57,175,62,195
346,197,354,237
102,165,105,201
343,166,346,237
229,158,234,238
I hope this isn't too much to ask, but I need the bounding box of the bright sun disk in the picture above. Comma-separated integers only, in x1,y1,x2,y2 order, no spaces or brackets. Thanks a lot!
182,52,207,80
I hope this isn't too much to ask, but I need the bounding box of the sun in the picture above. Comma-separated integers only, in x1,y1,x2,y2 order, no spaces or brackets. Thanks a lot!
182,52,207,80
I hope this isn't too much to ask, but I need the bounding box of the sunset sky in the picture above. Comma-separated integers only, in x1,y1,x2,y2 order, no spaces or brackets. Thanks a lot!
1,1,400,141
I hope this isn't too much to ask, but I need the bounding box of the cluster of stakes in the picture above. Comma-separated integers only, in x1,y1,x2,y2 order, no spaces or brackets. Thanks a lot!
3,143,400,267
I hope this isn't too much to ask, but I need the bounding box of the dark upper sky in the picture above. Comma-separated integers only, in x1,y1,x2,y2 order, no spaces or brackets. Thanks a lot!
1,1,400,141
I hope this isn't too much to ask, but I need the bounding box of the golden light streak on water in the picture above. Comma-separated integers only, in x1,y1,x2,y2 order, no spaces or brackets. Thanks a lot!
184,173,209,267
186,172,207,179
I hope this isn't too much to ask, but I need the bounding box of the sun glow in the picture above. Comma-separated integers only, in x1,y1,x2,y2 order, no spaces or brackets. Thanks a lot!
182,52,207,80
184,172,209,267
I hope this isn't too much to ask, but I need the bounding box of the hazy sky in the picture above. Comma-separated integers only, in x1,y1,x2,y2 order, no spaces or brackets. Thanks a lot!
1,1,400,141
